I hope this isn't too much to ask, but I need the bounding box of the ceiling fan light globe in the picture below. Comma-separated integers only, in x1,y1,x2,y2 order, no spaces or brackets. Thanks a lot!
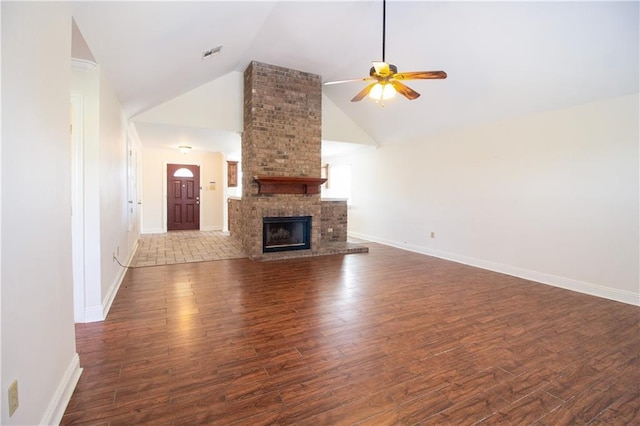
383,83,397,99
368,83,383,100
368,83,396,101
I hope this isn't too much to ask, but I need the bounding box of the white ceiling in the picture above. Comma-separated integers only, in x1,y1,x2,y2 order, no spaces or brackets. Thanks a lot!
71,1,639,154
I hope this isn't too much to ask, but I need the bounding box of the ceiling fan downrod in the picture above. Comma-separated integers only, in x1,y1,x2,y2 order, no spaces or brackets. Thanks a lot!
382,0,386,63
323,0,446,103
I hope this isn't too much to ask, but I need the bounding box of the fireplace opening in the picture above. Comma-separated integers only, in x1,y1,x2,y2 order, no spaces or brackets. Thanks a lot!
263,216,311,253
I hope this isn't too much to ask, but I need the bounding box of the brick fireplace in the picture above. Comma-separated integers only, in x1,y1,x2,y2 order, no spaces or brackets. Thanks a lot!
228,61,366,260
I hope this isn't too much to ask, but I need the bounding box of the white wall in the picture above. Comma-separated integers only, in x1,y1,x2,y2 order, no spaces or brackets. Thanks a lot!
142,148,224,233
134,71,244,132
0,4,4,421
98,68,131,305
1,3,81,424
322,94,377,146
70,64,135,322
345,94,639,305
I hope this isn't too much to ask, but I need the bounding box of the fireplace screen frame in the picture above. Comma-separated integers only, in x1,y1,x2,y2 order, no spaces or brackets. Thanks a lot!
263,216,311,253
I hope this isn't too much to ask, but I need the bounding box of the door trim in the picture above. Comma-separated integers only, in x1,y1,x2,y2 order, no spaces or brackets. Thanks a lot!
71,94,85,322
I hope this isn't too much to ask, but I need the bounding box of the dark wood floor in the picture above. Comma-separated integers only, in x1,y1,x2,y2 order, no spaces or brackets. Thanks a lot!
62,243,640,425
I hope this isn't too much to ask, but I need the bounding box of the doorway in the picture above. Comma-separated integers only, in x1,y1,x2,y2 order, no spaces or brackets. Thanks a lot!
167,163,200,230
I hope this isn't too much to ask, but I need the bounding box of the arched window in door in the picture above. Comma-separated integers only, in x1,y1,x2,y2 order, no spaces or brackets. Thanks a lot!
173,168,194,178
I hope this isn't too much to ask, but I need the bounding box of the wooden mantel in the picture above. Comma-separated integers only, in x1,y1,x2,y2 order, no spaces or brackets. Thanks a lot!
254,175,327,195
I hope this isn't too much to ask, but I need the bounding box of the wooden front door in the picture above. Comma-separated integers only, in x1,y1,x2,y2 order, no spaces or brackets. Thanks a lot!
167,164,200,231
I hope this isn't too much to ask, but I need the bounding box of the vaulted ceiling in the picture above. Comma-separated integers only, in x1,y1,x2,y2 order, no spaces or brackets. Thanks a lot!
71,1,639,155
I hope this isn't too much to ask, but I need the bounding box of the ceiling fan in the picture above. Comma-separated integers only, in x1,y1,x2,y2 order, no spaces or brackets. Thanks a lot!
324,0,447,104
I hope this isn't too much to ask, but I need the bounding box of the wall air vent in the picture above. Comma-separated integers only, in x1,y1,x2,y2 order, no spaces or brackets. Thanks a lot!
202,45,223,60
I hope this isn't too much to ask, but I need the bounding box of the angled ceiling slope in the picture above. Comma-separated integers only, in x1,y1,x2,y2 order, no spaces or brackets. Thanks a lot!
73,1,639,148
72,1,279,118
133,71,244,133
133,71,376,154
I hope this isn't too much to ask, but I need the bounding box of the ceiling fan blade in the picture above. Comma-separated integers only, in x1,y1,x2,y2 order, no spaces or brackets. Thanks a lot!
390,80,420,100
372,61,391,77
351,83,378,102
394,71,447,80
324,77,375,86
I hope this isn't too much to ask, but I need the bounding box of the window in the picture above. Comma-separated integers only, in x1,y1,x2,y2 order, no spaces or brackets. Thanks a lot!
173,168,194,178
321,163,351,201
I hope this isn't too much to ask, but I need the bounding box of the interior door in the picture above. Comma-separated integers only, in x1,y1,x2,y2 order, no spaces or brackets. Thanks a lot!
127,134,140,246
167,164,200,231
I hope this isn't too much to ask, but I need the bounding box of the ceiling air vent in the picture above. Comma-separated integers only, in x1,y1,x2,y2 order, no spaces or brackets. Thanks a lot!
202,45,223,60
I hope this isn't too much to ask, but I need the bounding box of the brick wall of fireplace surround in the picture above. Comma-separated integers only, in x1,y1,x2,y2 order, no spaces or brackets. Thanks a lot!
229,197,348,252
321,200,348,242
228,198,241,237
235,61,331,257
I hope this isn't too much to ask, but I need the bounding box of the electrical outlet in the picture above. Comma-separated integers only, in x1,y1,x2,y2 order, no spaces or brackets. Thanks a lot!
430,232,435,238
8,379,19,417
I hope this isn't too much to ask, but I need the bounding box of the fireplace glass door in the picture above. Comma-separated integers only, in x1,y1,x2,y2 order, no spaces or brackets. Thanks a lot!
263,216,311,253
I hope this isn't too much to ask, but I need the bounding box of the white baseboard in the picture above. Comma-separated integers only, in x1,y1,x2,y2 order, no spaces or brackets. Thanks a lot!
348,231,640,307
82,240,138,323
143,226,223,233
40,353,83,426
101,240,137,319
141,228,165,234
129,239,139,265
101,266,126,319
83,305,104,323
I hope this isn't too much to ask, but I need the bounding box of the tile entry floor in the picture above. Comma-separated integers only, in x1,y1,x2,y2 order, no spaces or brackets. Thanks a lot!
130,231,247,267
